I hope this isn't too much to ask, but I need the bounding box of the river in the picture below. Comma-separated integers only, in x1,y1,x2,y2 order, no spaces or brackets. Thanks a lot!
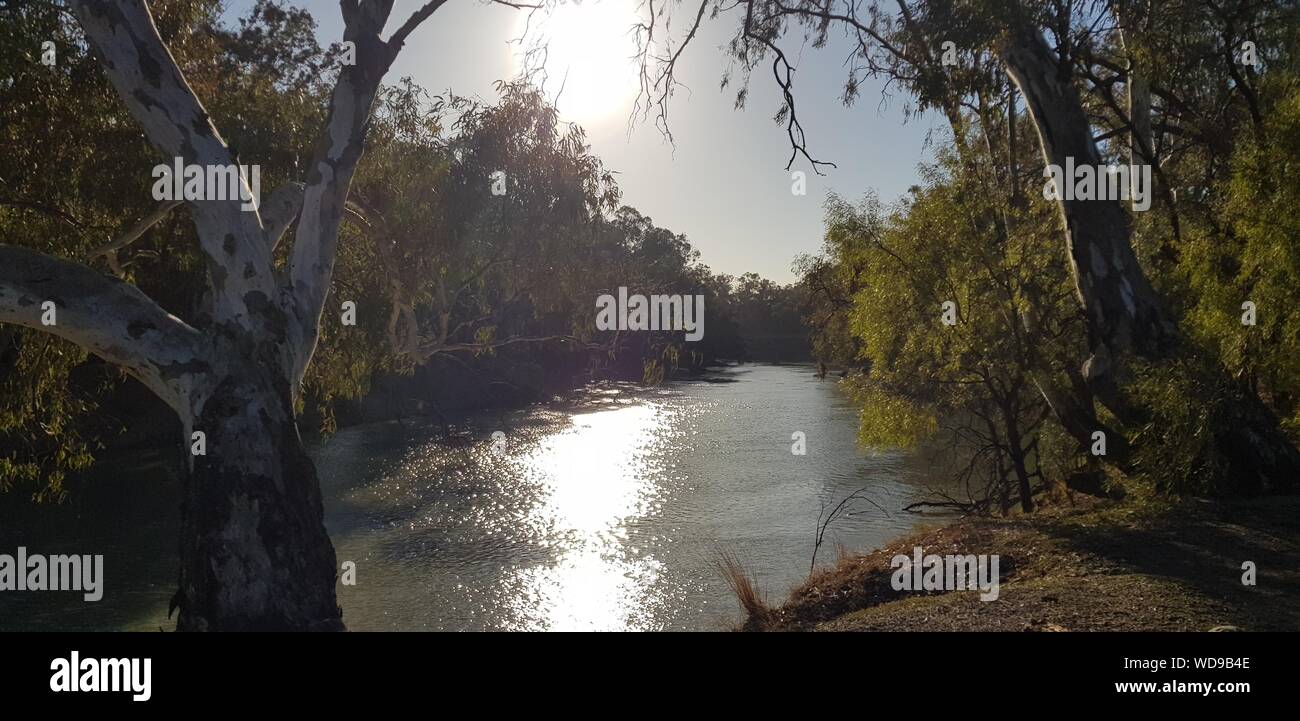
0,364,934,631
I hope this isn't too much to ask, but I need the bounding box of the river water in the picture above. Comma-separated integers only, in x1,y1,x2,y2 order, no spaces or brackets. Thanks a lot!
0,364,933,631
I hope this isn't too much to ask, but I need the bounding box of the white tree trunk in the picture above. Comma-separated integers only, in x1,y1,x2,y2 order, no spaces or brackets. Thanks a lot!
0,0,450,630
999,21,1177,409
999,16,1300,491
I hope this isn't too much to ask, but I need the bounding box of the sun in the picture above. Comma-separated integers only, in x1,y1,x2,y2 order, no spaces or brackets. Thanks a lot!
512,0,644,127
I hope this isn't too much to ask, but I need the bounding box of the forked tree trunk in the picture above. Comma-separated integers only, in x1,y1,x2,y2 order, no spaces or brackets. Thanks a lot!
0,0,452,629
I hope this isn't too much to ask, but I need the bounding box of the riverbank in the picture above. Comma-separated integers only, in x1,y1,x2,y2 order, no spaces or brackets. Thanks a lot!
733,493,1300,631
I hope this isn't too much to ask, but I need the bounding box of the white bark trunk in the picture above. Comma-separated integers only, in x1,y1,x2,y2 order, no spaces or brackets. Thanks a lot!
1117,24,1154,210
70,1,276,333
0,0,452,630
285,35,396,388
999,22,1176,399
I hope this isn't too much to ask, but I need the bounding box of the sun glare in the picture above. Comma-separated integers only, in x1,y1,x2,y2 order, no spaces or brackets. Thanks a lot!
512,0,644,127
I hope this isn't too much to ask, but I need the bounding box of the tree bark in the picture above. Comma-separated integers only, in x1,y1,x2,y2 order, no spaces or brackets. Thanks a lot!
0,244,206,413
1116,19,1153,190
0,0,451,629
1007,83,1022,206
999,21,1177,415
1001,398,1035,513
998,16,1300,493
177,359,341,631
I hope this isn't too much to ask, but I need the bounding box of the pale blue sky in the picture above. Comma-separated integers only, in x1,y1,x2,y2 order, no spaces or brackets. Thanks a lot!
226,0,938,282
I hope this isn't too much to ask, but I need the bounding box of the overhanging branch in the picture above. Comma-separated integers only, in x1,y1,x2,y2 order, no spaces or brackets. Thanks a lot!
0,244,209,413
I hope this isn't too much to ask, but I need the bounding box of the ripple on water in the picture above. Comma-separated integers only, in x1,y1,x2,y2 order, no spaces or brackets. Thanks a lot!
317,365,934,631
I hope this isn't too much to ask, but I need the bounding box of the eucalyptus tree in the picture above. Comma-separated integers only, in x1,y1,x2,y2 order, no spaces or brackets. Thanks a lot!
345,81,621,367
638,0,1300,492
0,0,509,631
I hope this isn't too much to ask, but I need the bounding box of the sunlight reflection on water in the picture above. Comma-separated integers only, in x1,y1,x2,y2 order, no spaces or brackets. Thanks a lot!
0,365,936,632
16,364,937,631
504,404,671,630
309,365,932,631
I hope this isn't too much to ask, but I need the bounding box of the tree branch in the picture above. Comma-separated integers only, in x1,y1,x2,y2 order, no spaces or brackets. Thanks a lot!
284,0,447,388
87,199,183,261
389,0,451,49
0,244,209,413
69,0,275,325
262,182,305,251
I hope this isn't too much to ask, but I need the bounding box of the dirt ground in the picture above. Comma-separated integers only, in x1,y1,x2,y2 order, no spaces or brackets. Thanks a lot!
750,495,1300,631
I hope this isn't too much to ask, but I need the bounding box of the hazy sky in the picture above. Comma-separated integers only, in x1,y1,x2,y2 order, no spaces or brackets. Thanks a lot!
227,0,939,283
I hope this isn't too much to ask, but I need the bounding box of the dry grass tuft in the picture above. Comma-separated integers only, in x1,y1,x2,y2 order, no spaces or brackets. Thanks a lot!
715,550,772,630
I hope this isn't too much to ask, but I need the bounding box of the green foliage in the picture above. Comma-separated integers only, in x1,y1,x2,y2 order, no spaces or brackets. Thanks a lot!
804,124,1086,512
786,0,1300,502
1182,79,1300,435
847,378,937,450
0,0,234,499
1126,358,1240,496
818,151,1078,442
1,0,783,496
0,330,103,502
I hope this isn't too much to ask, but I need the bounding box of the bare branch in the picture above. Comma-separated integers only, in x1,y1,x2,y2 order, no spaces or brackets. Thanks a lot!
389,0,451,49
811,486,888,575
634,0,838,172
87,199,183,260
632,0,710,143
